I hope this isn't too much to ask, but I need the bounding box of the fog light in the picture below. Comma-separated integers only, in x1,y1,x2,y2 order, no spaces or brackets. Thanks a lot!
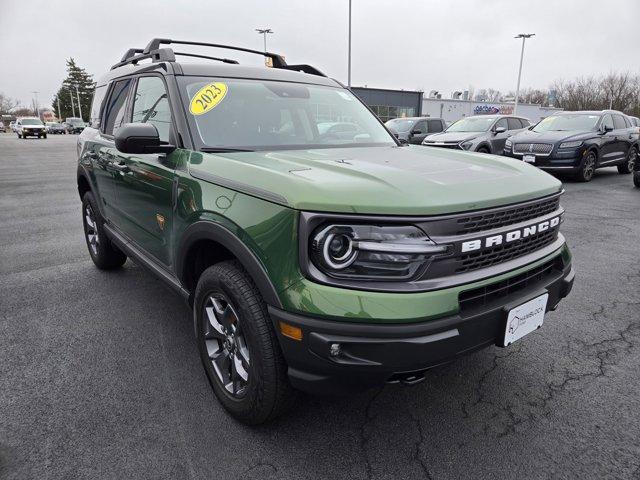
279,321,302,341
329,343,341,357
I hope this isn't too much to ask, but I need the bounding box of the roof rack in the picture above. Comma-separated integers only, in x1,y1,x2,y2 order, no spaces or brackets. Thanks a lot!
111,38,326,77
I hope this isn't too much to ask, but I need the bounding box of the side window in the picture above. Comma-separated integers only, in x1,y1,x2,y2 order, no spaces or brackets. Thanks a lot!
520,118,531,127
602,114,614,131
413,121,427,133
89,85,107,129
495,118,508,130
102,79,132,136
613,115,626,130
427,119,443,133
132,76,172,143
507,118,522,130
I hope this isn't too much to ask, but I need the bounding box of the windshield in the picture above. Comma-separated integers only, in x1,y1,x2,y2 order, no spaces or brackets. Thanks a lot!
21,119,43,125
384,118,416,132
67,119,84,126
179,77,395,151
446,116,496,133
533,114,600,132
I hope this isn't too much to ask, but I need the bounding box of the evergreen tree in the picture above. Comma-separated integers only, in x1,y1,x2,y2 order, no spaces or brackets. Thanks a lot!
52,58,95,122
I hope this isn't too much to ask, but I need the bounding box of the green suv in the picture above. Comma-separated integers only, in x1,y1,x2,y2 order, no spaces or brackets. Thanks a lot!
77,39,574,424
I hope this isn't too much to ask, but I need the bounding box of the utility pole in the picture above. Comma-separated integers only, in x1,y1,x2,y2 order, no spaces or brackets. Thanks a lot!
513,33,535,115
32,91,40,119
255,28,273,53
57,96,62,122
69,90,76,118
348,0,352,87
75,84,83,121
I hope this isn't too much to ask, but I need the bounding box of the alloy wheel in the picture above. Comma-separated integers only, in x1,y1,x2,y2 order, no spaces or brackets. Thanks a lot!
628,148,637,172
202,294,251,397
84,204,99,255
583,154,596,181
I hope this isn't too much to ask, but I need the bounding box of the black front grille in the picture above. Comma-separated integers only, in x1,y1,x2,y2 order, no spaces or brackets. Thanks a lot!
459,256,563,312
454,196,560,235
513,143,553,155
455,228,558,273
425,143,460,149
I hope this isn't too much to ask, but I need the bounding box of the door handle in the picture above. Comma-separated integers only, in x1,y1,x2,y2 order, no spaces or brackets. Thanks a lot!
109,161,130,173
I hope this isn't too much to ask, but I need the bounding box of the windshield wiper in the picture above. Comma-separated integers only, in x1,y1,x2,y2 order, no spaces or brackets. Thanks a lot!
200,147,254,153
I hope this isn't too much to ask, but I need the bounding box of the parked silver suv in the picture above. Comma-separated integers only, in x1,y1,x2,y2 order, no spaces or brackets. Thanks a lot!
422,115,530,155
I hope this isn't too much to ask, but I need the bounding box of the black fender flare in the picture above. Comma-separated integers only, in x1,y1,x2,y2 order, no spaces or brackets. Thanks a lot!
175,220,283,309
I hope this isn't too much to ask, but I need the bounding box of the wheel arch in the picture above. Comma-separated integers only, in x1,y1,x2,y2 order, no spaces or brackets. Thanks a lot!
176,221,283,309
475,142,492,153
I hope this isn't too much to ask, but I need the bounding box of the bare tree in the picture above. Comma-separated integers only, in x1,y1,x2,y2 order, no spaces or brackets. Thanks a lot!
0,93,20,115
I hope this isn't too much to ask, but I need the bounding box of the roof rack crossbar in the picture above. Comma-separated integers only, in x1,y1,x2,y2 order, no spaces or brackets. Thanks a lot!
143,38,288,68
111,38,327,77
173,52,239,64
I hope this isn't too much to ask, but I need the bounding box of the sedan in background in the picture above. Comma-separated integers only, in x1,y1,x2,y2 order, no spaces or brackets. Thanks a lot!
0,122,5,133
385,117,446,144
422,115,530,154
64,117,86,134
45,122,67,134
504,110,638,182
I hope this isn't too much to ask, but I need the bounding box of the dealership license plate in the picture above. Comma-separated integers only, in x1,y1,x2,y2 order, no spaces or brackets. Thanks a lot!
503,294,548,346
523,155,536,163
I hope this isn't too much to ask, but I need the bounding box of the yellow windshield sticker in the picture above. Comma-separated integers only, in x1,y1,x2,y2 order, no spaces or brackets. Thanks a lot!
189,82,228,115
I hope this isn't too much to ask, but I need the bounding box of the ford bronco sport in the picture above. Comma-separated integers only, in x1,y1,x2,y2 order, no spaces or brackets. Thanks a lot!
77,39,574,425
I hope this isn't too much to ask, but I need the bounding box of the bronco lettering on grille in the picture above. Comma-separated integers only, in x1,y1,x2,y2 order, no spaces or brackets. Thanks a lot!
461,216,561,253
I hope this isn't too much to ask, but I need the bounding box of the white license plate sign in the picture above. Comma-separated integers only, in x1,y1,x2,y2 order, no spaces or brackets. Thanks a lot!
523,155,536,163
503,294,548,346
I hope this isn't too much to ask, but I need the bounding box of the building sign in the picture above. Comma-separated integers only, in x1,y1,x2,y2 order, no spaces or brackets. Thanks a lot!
474,104,514,115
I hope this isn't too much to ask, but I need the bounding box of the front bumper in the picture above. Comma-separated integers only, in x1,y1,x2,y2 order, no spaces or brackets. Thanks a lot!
272,256,574,395
504,148,585,173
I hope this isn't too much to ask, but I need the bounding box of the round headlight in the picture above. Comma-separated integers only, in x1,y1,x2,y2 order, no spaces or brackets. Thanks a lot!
323,233,356,269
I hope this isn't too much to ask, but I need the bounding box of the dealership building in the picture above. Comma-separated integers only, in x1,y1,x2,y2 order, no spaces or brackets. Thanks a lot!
351,87,561,124
421,97,562,124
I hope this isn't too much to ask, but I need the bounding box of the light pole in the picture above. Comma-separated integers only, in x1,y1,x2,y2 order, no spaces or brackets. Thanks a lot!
57,96,62,122
255,28,273,53
75,84,83,121
348,0,352,87
69,89,76,117
513,33,535,115
32,91,40,119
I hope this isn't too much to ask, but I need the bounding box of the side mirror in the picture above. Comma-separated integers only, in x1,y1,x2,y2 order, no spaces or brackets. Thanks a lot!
494,125,507,134
114,123,175,154
411,129,422,135
398,137,409,145
603,125,614,133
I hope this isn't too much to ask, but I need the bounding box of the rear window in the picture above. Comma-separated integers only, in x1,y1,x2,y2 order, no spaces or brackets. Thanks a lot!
613,115,627,130
427,119,443,133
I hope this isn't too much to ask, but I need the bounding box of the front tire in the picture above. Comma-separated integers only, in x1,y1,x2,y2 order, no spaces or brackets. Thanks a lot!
476,146,490,154
617,146,636,174
194,261,296,425
634,170,640,188
574,150,597,182
81,191,127,270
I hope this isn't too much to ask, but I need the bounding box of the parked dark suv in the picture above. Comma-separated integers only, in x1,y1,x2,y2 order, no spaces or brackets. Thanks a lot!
384,117,445,144
422,115,530,155
504,110,639,182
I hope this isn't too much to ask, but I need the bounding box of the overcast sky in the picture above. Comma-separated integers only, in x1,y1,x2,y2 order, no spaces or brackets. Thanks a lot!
1,0,638,109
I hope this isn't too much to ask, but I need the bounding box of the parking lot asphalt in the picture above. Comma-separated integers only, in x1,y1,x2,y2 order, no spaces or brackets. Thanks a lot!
1,133,639,480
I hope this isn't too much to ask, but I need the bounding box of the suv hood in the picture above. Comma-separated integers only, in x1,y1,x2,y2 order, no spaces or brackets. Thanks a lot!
188,145,561,215
424,131,480,143
512,129,594,143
